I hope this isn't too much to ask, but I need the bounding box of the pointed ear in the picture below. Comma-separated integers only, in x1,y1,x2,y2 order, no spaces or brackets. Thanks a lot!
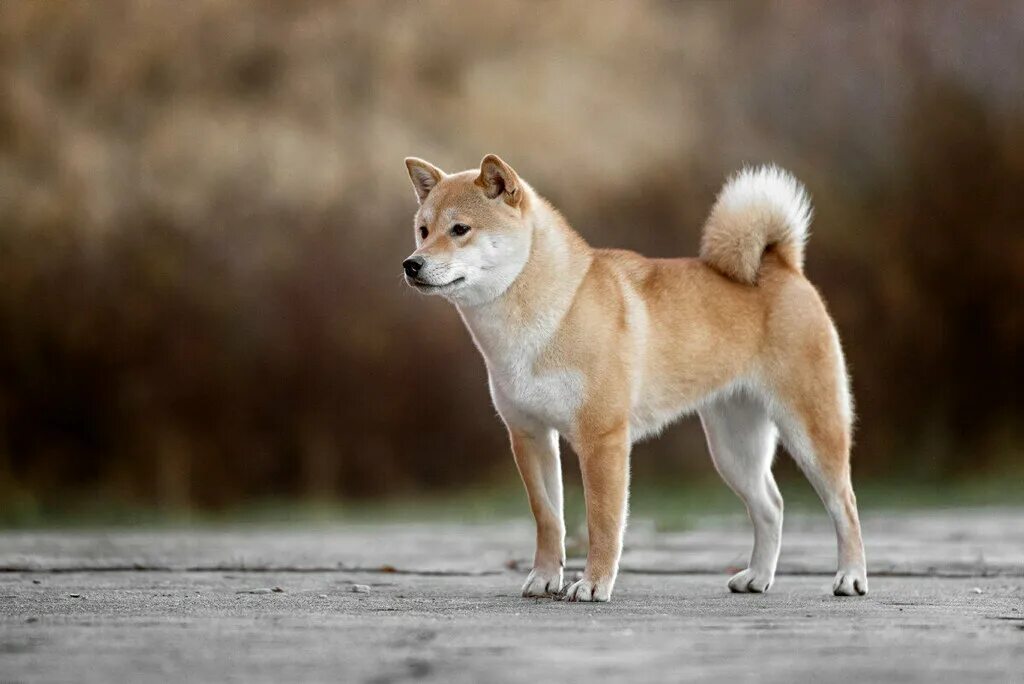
476,154,522,206
404,157,445,204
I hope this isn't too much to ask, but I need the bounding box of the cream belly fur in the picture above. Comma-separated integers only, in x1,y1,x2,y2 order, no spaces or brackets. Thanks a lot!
402,155,868,602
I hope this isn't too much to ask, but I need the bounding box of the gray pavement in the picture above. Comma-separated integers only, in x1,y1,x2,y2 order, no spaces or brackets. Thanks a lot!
1,509,1023,682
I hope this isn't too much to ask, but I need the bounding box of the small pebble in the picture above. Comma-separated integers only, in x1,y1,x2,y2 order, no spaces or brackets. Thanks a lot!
32,579,41,585
26,617,38,623
318,594,328,599
272,586,285,593
236,588,273,595
971,587,983,594
68,593,82,598
350,584,371,593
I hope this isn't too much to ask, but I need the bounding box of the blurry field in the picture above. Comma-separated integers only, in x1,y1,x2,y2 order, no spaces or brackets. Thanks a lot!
0,1,1022,514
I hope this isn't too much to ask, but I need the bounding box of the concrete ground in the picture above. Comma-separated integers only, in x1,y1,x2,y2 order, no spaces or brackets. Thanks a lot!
1,509,1022,682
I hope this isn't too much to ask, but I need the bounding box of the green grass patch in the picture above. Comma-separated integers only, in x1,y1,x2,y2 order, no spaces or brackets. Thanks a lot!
2,474,1022,530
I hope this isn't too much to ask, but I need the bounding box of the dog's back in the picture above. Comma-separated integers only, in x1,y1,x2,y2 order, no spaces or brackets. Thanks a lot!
547,166,837,444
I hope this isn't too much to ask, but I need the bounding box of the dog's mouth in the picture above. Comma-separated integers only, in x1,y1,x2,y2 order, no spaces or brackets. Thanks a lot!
408,276,466,291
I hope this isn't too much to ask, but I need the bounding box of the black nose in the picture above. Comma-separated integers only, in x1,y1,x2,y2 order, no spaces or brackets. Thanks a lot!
403,257,424,278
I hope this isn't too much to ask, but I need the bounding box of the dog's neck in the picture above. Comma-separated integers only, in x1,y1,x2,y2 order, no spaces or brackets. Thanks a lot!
457,194,593,359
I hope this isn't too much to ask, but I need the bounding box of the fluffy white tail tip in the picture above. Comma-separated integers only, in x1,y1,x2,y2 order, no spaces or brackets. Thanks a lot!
700,165,812,284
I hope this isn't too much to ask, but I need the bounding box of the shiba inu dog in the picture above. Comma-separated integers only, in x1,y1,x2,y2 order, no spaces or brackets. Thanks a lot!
402,154,867,602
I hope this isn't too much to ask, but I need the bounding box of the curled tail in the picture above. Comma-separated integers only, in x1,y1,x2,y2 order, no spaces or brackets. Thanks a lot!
700,165,812,284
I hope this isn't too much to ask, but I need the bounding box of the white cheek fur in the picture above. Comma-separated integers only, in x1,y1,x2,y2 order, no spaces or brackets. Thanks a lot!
439,231,531,306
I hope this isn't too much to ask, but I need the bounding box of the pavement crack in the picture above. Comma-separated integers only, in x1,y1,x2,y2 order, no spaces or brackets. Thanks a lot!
1,564,1021,578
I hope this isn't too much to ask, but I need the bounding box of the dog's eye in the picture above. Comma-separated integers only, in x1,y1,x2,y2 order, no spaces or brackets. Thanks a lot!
451,223,471,237
419,226,428,239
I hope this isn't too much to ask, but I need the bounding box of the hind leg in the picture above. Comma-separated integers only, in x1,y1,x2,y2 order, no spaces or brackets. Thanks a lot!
700,393,783,593
779,419,867,595
771,343,868,596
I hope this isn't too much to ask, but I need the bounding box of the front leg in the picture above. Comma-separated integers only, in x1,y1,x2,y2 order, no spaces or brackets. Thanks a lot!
509,426,566,597
564,422,630,602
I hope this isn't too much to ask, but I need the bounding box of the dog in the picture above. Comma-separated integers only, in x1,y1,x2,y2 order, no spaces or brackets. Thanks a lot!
402,154,867,602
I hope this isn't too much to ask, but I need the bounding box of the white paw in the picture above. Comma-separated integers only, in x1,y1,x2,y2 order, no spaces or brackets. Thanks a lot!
521,567,564,597
833,568,868,596
727,567,774,593
562,576,613,602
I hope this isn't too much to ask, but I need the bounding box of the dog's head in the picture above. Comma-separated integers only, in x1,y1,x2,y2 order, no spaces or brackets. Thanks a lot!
402,154,533,306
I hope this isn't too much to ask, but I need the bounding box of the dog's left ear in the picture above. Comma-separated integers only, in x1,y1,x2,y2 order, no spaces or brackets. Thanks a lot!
476,154,522,207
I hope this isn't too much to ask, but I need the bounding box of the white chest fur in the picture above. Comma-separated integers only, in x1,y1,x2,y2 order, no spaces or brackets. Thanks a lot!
453,211,593,436
459,304,584,434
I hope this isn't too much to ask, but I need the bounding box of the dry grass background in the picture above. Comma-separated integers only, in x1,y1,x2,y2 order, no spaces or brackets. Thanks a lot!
0,1,1021,511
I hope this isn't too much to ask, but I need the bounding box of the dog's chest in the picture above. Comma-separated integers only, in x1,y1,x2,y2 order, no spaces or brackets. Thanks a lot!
487,352,583,432
464,315,583,432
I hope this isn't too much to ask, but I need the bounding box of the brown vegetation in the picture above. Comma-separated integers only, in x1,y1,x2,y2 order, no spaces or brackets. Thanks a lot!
0,1,1021,509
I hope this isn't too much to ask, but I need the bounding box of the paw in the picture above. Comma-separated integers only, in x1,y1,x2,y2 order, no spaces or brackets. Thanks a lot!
727,567,774,593
521,567,564,597
562,575,613,602
833,568,868,596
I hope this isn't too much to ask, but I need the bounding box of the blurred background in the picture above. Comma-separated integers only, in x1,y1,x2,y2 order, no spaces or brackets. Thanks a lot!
0,1,1021,523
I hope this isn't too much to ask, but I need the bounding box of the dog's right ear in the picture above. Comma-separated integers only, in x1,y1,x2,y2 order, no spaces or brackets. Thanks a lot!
405,157,445,204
